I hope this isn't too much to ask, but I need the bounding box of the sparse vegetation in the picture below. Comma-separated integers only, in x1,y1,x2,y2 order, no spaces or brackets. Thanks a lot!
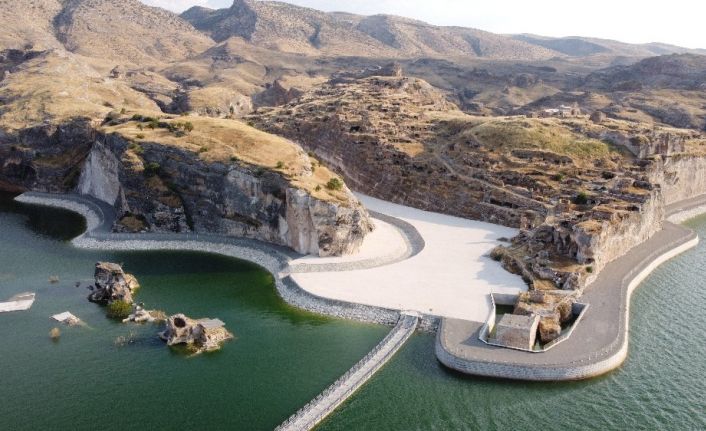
468,119,615,163
144,162,161,177
573,192,589,205
326,177,344,191
104,115,355,205
107,300,132,320
128,142,144,154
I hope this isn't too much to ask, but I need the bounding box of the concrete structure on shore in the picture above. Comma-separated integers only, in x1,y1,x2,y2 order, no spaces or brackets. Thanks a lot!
290,194,526,322
492,314,539,351
436,198,704,380
13,191,706,383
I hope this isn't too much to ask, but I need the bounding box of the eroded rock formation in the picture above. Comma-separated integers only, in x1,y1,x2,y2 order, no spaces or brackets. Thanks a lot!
159,314,233,353
122,305,166,324
87,262,140,304
513,292,575,344
81,122,372,256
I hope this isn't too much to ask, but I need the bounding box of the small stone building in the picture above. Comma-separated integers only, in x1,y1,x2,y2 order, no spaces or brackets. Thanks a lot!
491,314,539,350
540,104,581,118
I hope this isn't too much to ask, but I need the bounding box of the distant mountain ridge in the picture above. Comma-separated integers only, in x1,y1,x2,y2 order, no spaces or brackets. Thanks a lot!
513,34,706,58
0,0,212,65
182,0,703,61
181,0,560,60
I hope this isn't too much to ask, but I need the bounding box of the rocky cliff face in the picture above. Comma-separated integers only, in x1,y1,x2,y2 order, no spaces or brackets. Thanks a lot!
0,118,96,193
0,114,372,256
79,130,371,256
77,140,123,208
649,155,706,204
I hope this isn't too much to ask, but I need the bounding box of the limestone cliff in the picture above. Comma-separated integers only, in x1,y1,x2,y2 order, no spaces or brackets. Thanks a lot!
76,115,372,256
649,155,706,204
0,113,372,257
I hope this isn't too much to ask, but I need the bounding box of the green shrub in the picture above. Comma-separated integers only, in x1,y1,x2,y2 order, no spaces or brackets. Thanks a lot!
573,192,589,205
184,122,194,133
276,161,284,169
107,300,132,320
315,185,322,192
136,134,145,139
198,147,208,154
326,178,344,191
586,266,594,273
128,142,144,155
551,173,564,182
145,162,161,177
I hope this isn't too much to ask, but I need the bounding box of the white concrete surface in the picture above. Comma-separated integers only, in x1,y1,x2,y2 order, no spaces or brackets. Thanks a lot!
291,195,527,322
291,217,407,265
0,292,35,313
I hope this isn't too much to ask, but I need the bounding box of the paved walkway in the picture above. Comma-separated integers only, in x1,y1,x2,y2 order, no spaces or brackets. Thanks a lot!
276,313,419,431
20,191,525,323
290,194,526,322
436,216,700,380
18,191,703,382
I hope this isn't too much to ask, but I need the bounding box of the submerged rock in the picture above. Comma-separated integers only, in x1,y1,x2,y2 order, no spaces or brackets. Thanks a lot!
87,262,140,304
51,311,84,326
0,292,35,312
159,314,233,354
122,304,166,324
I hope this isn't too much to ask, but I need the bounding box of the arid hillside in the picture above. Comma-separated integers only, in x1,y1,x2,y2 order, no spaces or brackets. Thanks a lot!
513,34,706,58
182,0,559,60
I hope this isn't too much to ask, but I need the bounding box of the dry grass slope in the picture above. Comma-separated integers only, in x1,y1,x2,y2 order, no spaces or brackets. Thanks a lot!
105,113,351,204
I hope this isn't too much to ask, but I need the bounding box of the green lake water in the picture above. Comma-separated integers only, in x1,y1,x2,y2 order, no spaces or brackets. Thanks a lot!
1,192,705,430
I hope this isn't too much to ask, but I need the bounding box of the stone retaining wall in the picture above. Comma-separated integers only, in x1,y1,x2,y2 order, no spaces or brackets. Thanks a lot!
14,192,442,329
435,223,699,380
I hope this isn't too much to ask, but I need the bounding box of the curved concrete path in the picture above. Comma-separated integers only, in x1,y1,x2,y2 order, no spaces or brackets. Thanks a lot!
290,194,526,322
15,191,525,324
16,191,702,382
436,196,706,381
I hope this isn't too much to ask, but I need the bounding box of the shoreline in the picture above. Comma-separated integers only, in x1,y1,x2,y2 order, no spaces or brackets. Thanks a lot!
14,192,439,330
14,191,706,381
436,195,706,381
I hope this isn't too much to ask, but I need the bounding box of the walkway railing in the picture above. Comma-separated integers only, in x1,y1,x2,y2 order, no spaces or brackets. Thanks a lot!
275,313,419,431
